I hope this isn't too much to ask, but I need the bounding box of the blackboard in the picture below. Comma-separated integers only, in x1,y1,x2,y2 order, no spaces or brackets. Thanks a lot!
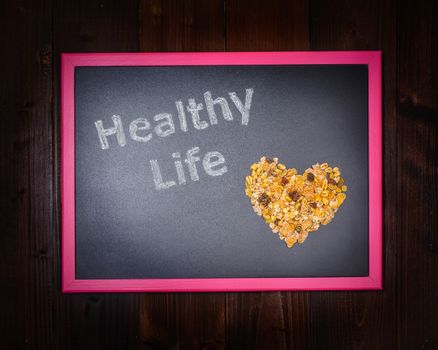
62,52,382,292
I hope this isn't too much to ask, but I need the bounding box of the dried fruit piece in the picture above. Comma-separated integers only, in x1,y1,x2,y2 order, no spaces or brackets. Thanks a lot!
328,178,337,186
258,193,271,206
289,191,300,202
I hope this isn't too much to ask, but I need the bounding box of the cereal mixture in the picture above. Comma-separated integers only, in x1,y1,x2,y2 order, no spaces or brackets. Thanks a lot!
245,157,347,248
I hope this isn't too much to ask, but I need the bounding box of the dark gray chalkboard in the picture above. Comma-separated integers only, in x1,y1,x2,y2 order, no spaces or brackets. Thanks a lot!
74,64,369,279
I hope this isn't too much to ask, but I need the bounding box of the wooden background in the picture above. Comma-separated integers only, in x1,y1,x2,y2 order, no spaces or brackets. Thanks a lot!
1,0,437,349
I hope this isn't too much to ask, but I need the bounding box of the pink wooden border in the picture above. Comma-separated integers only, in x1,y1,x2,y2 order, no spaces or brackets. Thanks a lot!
62,51,382,293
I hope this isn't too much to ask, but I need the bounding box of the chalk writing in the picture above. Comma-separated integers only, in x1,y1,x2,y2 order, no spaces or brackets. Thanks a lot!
150,147,228,191
94,89,253,190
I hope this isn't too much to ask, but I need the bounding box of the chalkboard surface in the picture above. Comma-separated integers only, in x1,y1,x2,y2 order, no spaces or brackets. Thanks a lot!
74,64,369,279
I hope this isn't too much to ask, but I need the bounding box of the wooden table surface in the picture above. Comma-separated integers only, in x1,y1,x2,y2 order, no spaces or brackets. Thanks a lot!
1,0,437,349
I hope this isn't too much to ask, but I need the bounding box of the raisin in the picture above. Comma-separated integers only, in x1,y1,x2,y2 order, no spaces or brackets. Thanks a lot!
258,193,271,206
328,178,337,185
289,191,300,202
307,172,315,182
281,177,289,186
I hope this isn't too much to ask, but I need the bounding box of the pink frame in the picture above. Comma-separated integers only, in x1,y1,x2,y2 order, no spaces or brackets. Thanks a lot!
62,51,382,293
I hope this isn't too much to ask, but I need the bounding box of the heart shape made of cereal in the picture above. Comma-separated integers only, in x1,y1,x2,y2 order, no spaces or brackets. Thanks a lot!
245,157,347,248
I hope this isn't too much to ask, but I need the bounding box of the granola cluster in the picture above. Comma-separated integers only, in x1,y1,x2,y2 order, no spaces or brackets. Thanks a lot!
245,157,347,248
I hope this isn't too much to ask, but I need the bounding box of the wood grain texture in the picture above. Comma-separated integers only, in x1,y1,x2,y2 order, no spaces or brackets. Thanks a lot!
226,292,310,350
139,0,226,51
52,0,140,349
309,1,399,349
226,0,309,51
0,0,437,349
225,1,311,349
0,1,22,347
137,1,226,349
139,293,225,350
0,0,55,348
397,0,438,348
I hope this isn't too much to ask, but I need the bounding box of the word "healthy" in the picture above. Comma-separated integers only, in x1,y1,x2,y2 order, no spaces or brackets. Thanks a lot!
94,88,254,190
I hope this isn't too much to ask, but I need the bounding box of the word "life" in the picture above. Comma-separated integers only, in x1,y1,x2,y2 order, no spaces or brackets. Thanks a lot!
151,146,227,190
94,88,254,150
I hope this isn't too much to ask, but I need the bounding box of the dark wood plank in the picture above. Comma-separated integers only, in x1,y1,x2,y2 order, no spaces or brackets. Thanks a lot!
137,1,226,349
397,0,438,348
139,293,225,349
0,1,22,347
225,1,311,349
309,0,398,349
226,292,310,350
0,0,56,348
52,1,140,349
68,294,139,350
226,0,309,51
139,0,226,51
